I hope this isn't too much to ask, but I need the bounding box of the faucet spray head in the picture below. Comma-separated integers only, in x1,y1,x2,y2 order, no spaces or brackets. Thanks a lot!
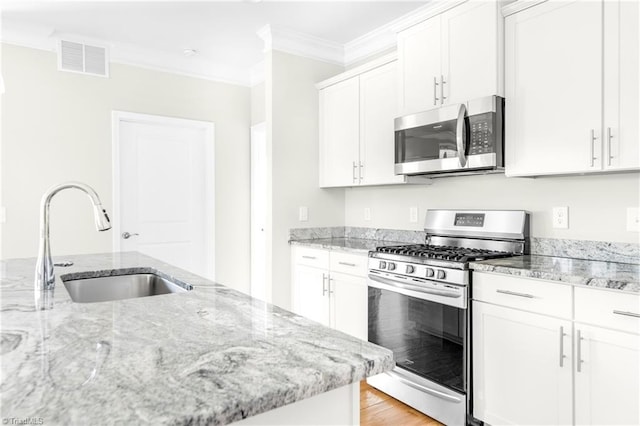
93,205,112,231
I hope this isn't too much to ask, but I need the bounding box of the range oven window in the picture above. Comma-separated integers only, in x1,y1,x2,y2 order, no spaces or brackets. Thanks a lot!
368,286,465,393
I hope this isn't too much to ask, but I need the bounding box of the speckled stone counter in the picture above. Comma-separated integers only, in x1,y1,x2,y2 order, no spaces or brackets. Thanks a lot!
470,255,640,294
0,252,393,425
289,237,383,254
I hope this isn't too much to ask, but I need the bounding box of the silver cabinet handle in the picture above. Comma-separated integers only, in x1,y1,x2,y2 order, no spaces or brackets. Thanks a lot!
433,76,439,106
613,310,640,318
590,129,598,167
338,262,356,267
328,277,335,295
607,127,613,166
352,161,357,184
576,329,584,372
440,75,447,105
302,255,316,260
559,326,567,367
358,161,363,182
122,232,139,239
322,273,328,296
496,289,534,299
455,103,468,167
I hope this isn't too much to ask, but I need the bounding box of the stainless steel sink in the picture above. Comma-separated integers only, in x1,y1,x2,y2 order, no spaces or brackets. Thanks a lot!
62,273,192,303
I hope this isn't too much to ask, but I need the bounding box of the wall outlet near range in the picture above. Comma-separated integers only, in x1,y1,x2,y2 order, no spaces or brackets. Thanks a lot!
552,206,569,229
627,207,640,232
409,206,419,223
298,206,308,222
364,207,371,221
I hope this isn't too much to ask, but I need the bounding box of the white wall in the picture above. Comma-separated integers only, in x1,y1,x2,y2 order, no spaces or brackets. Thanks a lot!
267,50,345,309
0,43,252,293
251,82,265,125
346,172,640,243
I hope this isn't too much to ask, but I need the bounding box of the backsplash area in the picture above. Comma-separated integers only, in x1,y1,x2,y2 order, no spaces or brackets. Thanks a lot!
290,227,640,265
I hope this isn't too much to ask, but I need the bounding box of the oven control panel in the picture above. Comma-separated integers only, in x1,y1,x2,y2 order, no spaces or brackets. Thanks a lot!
369,258,467,286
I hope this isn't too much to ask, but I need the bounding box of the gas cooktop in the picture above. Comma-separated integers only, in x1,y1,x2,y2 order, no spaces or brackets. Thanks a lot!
375,244,514,263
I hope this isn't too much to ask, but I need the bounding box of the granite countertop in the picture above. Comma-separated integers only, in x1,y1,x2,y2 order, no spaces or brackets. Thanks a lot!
0,252,393,425
470,255,640,294
289,237,405,254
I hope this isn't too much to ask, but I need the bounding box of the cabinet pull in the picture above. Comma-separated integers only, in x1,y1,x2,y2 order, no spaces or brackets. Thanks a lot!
440,75,447,105
302,255,316,260
559,326,567,367
358,161,363,182
352,161,357,183
607,127,613,166
322,273,328,296
433,76,439,106
590,129,598,167
496,289,534,299
613,310,640,318
576,329,584,373
338,261,356,267
328,277,335,295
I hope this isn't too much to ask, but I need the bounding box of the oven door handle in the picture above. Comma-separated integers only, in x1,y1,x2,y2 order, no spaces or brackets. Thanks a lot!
456,103,468,168
385,370,463,403
368,274,462,299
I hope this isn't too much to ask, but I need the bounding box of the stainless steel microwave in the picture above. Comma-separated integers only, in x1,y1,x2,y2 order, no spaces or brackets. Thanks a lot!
394,95,504,176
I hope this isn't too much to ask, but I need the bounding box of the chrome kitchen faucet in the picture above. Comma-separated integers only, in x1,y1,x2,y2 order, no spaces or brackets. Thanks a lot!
35,182,111,291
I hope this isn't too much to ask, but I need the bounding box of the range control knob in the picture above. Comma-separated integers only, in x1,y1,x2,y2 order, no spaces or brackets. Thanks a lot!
406,265,415,274
437,270,446,280
388,262,396,271
426,268,435,278
379,261,387,269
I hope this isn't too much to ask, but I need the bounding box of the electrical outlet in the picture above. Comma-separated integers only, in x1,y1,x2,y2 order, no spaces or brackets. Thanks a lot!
409,207,418,223
552,206,569,229
364,207,371,221
627,207,640,232
298,206,308,222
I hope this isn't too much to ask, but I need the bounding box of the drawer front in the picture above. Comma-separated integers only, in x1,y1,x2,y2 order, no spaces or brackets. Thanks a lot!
575,287,640,334
473,272,572,318
330,251,368,277
293,246,329,270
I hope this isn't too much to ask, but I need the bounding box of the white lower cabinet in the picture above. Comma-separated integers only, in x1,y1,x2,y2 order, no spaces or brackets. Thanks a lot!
291,247,368,340
472,302,572,425
473,272,640,425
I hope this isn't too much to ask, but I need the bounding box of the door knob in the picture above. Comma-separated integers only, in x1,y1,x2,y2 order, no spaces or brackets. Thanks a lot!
122,232,139,239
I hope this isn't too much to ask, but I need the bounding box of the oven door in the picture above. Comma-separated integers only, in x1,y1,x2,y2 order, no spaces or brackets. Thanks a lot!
395,103,469,175
367,274,466,394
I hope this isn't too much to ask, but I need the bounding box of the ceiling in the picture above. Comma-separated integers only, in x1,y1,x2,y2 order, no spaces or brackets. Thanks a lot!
1,1,428,85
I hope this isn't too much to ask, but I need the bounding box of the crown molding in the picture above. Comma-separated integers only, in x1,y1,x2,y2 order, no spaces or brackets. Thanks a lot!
316,52,397,90
389,0,467,33
257,25,344,66
501,0,545,17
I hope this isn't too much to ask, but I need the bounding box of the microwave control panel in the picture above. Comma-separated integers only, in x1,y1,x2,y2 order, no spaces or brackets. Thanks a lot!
469,113,495,155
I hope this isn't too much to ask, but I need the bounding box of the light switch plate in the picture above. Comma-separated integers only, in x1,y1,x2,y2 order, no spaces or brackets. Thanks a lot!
627,207,640,232
299,206,308,222
409,207,418,223
552,206,569,229
364,207,371,221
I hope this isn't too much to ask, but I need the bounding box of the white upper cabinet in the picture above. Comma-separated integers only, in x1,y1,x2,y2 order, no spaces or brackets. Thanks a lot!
318,57,405,188
505,0,639,176
603,0,640,171
319,77,360,187
397,0,502,115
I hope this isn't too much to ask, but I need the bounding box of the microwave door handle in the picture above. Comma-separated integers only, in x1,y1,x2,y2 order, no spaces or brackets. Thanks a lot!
456,103,468,167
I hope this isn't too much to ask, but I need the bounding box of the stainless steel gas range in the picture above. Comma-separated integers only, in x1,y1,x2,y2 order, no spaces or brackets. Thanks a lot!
367,209,529,425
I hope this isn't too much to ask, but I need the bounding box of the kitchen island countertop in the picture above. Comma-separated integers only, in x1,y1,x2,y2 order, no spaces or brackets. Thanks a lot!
0,252,393,425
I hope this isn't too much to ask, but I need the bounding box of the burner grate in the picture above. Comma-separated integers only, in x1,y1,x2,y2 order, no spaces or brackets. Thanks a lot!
376,244,512,262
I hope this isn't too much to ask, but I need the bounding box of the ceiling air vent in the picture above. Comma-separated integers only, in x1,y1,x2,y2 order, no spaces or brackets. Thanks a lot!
58,40,109,77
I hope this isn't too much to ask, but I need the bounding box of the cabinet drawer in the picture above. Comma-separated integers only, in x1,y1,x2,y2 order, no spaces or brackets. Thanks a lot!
575,287,640,334
330,251,367,277
473,272,572,318
293,246,329,270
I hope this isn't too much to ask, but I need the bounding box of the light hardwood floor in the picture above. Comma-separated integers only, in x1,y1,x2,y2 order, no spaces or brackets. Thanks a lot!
360,381,443,426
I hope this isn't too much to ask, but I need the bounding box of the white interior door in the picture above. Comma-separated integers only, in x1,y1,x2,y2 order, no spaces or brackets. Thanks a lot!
113,112,214,278
250,122,268,301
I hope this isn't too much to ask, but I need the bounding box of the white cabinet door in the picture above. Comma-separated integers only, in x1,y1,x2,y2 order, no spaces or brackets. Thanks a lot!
397,16,442,115
441,0,500,105
292,264,330,327
574,324,640,426
603,0,640,171
505,0,603,176
359,62,405,186
319,78,360,187
329,272,368,341
473,301,572,425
